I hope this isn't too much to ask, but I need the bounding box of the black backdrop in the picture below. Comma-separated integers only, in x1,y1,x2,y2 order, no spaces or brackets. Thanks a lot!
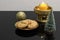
0,11,59,40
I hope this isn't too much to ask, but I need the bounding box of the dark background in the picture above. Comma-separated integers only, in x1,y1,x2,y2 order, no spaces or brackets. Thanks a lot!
0,11,59,40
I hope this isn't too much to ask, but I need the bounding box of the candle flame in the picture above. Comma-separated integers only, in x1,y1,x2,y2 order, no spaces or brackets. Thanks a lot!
41,2,45,4
39,2,47,7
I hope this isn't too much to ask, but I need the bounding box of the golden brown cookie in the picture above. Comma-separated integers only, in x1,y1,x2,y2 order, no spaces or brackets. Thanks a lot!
15,19,39,30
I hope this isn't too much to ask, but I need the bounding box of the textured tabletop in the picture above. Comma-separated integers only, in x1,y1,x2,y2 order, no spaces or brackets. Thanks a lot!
0,11,59,40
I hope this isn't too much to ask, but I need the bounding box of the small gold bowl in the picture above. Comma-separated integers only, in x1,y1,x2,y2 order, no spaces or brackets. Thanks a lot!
34,6,52,23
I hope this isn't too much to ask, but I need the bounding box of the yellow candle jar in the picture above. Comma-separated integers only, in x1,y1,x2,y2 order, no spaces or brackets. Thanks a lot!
34,2,52,22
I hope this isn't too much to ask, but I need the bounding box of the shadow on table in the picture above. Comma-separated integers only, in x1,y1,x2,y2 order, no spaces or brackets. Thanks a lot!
15,21,55,40
45,32,55,40
15,28,40,37
37,31,55,40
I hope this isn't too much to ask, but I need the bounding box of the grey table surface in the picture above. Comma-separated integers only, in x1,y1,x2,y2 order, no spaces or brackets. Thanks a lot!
0,11,59,40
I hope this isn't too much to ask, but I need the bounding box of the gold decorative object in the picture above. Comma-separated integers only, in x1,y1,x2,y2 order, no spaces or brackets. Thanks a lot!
34,2,52,23
16,11,27,20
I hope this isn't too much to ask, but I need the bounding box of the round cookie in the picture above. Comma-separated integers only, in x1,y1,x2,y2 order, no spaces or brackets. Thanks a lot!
15,19,39,30
15,21,28,29
28,20,39,30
